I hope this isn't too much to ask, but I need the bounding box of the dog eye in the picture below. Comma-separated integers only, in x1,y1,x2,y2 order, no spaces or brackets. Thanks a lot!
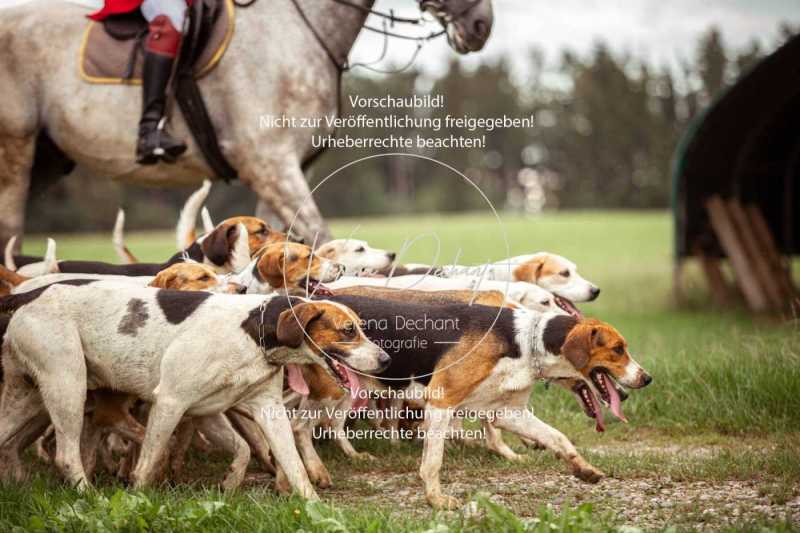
560,270,570,278
614,345,625,356
355,246,365,253
343,324,356,336
199,275,211,281
540,299,550,306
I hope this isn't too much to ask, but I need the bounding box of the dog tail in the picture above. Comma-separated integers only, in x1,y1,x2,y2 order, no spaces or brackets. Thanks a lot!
112,209,139,265
201,206,215,234
177,179,212,250
42,238,60,275
4,236,17,271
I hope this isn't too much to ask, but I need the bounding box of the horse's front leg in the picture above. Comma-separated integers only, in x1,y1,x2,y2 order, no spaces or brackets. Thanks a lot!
0,135,36,253
238,151,331,243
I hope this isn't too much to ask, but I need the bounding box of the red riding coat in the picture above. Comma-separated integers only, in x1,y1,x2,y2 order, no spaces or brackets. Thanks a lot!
89,0,193,21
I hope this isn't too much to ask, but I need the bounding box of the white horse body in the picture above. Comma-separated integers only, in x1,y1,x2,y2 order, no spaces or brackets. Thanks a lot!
0,0,492,245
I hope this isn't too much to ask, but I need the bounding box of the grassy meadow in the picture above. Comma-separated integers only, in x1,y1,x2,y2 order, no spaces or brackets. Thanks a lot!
2,210,798,531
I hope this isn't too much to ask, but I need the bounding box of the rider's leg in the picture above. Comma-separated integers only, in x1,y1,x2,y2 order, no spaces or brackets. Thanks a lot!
136,0,188,165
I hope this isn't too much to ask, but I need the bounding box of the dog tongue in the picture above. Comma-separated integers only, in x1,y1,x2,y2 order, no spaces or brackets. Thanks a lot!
286,364,309,395
556,295,583,319
590,387,605,432
343,366,367,410
313,284,333,297
602,373,627,422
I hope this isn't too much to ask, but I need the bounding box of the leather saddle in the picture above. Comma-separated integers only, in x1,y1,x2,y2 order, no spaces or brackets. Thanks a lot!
79,0,239,182
80,0,234,83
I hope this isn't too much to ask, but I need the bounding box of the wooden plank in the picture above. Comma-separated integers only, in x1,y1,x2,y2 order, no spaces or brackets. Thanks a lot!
727,199,784,310
694,246,732,307
745,205,796,300
706,196,769,312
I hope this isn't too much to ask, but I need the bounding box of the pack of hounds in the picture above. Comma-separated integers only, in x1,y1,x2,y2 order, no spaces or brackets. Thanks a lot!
0,181,652,509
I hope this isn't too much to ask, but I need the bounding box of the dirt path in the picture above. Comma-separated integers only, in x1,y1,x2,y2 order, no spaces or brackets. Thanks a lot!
239,440,800,529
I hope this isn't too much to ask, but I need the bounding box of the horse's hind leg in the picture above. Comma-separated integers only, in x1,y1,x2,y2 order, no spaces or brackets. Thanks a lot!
0,135,35,253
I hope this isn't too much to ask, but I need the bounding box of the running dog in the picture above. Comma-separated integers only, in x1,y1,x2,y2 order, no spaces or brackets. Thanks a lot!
318,295,651,508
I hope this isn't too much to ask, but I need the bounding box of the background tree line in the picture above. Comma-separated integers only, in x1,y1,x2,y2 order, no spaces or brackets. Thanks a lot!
25,25,797,233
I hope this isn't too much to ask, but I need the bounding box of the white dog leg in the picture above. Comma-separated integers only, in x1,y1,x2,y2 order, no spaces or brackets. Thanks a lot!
227,411,275,474
291,400,331,488
328,400,374,461
196,413,251,491
419,405,458,509
254,396,318,500
131,398,187,489
483,420,523,461
494,408,604,483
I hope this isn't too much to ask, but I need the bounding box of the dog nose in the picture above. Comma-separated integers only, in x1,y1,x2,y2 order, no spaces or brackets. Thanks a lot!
387,252,396,261
377,351,391,370
641,373,652,387
589,286,601,300
233,283,247,294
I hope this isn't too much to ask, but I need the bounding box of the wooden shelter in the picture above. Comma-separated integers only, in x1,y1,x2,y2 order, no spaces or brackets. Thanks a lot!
672,34,799,312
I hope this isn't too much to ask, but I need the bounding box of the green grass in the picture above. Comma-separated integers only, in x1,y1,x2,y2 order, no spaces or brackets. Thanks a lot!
8,210,800,531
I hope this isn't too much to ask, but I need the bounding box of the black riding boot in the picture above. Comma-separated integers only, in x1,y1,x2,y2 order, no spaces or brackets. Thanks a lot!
136,16,187,165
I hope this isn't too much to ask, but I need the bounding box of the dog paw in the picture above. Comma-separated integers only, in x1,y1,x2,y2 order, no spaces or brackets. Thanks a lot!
309,467,332,489
274,469,291,495
503,451,525,462
354,452,376,461
573,463,604,484
221,471,246,492
427,493,461,510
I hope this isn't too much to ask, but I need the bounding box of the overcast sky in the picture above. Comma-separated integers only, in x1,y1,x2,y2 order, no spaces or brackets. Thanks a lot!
3,0,797,81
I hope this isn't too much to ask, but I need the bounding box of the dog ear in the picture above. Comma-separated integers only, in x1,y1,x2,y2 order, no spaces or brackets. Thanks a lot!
276,303,324,348
260,245,286,286
513,258,544,283
561,326,592,370
149,269,177,289
315,243,336,260
202,224,239,267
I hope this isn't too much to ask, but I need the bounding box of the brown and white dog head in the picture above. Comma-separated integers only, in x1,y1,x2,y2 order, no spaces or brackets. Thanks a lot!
542,315,651,432
218,216,283,256
315,239,396,275
508,253,599,310
233,242,345,294
275,299,391,397
149,263,246,294
197,222,251,273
